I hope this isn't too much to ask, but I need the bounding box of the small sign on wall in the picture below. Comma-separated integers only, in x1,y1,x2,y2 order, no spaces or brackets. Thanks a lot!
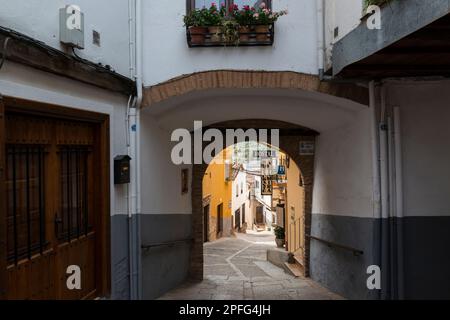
299,141,315,156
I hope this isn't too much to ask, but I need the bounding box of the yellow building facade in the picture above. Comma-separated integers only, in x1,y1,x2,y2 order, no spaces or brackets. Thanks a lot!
285,158,305,261
202,148,232,242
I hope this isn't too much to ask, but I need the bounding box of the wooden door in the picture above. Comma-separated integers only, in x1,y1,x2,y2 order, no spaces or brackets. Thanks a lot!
217,204,223,236
234,209,241,230
288,205,304,258
256,206,264,224
3,112,99,300
203,205,209,243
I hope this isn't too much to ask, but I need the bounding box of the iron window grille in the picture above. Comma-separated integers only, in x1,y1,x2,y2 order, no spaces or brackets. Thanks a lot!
57,146,92,243
6,145,47,265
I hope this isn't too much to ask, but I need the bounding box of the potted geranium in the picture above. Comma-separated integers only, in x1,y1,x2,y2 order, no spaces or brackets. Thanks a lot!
231,4,255,43
253,3,288,42
204,3,225,43
184,8,208,45
274,226,285,248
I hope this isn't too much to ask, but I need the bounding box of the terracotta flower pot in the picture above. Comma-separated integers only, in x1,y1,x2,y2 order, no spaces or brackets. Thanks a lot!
208,26,222,43
189,26,207,45
239,26,252,43
275,238,285,248
255,24,271,42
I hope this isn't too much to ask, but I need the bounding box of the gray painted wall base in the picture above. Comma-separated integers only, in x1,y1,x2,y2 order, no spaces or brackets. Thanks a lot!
402,216,450,300
111,214,132,300
140,214,192,300
310,214,450,300
310,214,379,300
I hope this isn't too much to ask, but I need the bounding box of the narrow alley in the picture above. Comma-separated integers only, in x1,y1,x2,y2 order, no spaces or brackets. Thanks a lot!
160,233,342,300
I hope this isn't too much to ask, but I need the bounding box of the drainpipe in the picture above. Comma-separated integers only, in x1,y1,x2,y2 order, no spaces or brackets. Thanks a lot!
387,114,396,297
126,0,143,300
134,0,143,300
394,106,405,299
127,0,136,300
369,81,382,300
379,85,391,300
316,0,325,80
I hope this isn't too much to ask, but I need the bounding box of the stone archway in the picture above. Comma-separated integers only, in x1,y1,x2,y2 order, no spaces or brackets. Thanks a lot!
189,120,318,281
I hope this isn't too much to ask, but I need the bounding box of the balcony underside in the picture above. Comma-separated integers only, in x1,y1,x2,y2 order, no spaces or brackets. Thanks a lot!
333,0,450,79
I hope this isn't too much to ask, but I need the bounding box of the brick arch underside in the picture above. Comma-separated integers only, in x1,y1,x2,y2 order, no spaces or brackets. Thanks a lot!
142,70,369,108
189,120,318,281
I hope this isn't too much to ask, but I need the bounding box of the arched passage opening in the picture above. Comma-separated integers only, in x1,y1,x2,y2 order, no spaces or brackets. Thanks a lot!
189,120,318,281
201,140,308,280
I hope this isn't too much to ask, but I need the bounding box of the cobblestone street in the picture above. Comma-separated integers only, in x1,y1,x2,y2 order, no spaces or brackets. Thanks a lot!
160,232,343,300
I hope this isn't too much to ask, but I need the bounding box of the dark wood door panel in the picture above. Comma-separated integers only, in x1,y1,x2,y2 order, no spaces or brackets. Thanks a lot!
4,112,99,300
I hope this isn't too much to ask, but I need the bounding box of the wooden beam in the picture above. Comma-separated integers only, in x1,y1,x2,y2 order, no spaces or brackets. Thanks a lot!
4,97,108,123
0,30,135,96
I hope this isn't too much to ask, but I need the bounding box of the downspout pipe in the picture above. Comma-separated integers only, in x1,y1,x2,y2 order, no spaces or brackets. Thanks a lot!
127,0,135,300
369,81,382,300
394,106,405,299
126,0,143,300
316,0,325,79
379,84,391,300
134,0,143,300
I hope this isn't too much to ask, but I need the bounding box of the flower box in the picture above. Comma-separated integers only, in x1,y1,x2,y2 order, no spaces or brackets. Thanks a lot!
186,24,274,47
184,2,285,48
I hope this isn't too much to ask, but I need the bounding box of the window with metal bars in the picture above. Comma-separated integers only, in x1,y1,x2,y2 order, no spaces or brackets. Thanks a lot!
6,145,46,264
57,146,91,242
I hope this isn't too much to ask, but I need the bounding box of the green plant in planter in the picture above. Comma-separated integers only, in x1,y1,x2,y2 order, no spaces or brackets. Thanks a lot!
183,5,226,27
220,19,240,45
232,5,256,27
183,8,208,27
252,3,288,25
274,226,285,240
204,3,225,26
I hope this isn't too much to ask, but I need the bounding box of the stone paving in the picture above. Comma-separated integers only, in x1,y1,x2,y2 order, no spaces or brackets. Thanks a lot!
159,232,343,300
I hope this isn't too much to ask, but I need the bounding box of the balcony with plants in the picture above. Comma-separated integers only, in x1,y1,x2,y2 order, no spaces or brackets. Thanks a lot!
184,2,288,47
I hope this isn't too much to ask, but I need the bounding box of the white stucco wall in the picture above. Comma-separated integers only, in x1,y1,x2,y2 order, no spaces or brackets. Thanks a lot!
232,170,250,227
312,107,374,218
0,61,129,218
0,0,132,77
140,112,192,216
385,80,450,217
142,0,320,86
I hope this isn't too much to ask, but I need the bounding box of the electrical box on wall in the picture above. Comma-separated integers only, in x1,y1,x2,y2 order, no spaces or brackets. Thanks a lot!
114,155,132,185
59,5,85,49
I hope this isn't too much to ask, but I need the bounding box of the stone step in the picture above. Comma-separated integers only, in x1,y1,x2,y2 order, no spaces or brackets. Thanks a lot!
284,262,304,278
293,255,304,266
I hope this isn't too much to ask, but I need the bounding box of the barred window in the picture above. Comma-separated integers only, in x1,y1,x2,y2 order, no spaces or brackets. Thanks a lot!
57,146,92,242
6,145,46,264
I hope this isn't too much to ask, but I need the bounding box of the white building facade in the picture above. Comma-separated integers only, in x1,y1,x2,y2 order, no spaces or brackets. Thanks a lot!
1,0,449,301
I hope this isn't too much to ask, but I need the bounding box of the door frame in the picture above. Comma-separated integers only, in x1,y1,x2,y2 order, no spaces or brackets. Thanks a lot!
0,96,111,299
